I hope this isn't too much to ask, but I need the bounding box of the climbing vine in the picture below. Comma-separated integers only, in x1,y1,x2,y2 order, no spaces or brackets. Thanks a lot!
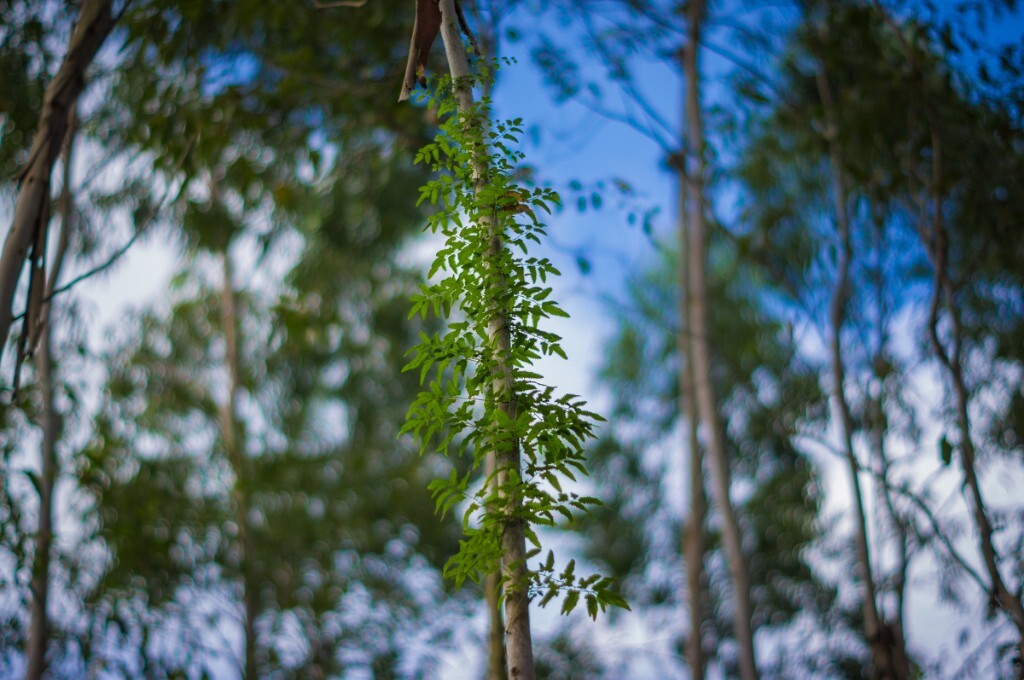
401,66,628,619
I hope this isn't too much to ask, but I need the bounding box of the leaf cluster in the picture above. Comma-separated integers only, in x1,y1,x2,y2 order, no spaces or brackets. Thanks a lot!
400,70,626,618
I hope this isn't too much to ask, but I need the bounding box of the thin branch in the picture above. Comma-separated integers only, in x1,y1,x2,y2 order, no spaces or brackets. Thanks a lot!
312,0,367,8
44,133,197,303
573,93,675,153
579,11,678,146
803,430,989,593
701,38,796,110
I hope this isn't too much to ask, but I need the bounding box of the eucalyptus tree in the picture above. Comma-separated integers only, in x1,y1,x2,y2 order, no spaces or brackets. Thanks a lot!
731,6,936,675
2,0,459,674
0,5,111,675
22,115,77,680
734,1,1024,675
0,0,118,373
805,4,911,675
78,159,464,675
884,12,1024,670
580,243,840,677
528,1,768,673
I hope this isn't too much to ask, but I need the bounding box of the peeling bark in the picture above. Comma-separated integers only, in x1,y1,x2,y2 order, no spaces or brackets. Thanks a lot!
0,0,115,366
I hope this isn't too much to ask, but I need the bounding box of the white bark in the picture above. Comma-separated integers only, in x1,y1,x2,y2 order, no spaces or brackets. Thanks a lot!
25,111,76,680
682,3,758,678
0,0,115,366
676,131,707,680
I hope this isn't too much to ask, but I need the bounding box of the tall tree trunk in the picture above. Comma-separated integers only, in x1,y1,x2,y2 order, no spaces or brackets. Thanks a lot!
921,126,1024,668
814,57,906,680
435,3,534,678
25,307,57,680
485,443,507,680
867,201,912,676
0,0,115,363
25,111,76,680
681,322,708,680
478,42,507,680
676,138,707,680
219,251,258,680
682,3,758,678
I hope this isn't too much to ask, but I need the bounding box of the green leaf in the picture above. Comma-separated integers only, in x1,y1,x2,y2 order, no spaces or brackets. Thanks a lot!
561,589,580,615
940,435,953,467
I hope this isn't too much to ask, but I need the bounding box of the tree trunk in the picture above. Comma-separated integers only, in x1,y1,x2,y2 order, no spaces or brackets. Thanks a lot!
814,56,906,679
435,3,535,678
485,445,507,680
676,130,707,680
219,251,258,680
682,3,758,678
479,54,507,680
25,111,76,680
867,202,912,676
681,330,708,680
921,127,1024,668
0,0,115,363
25,312,57,680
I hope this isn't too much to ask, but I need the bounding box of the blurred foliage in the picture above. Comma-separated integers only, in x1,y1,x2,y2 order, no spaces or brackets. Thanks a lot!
581,242,837,672
733,1,1024,673
0,0,1022,677
78,234,463,675
0,0,70,182
534,626,606,679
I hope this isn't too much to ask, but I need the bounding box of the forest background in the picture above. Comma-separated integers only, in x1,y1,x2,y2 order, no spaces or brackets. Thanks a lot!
1,0,1023,678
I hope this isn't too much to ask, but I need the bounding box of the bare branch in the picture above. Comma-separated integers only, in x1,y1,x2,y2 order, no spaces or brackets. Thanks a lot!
312,0,367,9
16,133,197,321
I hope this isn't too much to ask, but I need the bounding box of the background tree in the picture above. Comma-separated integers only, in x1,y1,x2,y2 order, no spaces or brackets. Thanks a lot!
581,243,837,677
732,1,1024,674
78,175,464,675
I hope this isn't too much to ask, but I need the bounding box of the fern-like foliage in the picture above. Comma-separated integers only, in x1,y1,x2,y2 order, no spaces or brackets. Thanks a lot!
401,64,628,620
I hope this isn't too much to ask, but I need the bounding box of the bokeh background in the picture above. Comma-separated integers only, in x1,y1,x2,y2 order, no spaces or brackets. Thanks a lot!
1,0,1023,678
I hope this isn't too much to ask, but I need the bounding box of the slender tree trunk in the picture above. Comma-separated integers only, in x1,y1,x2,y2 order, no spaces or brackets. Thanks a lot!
478,52,507,680
921,127,1024,667
219,251,258,680
681,329,708,680
867,203,912,676
25,112,76,680
682,4,758,678
675,139,707,680
0,0,115,361
814,58,906,679
25,311,57,680
435,3,534,677
485,444,507,680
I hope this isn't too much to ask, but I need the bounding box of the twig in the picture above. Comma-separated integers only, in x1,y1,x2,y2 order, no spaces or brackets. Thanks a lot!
11,133,197,323
312,0,367,8
803,430,989,593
